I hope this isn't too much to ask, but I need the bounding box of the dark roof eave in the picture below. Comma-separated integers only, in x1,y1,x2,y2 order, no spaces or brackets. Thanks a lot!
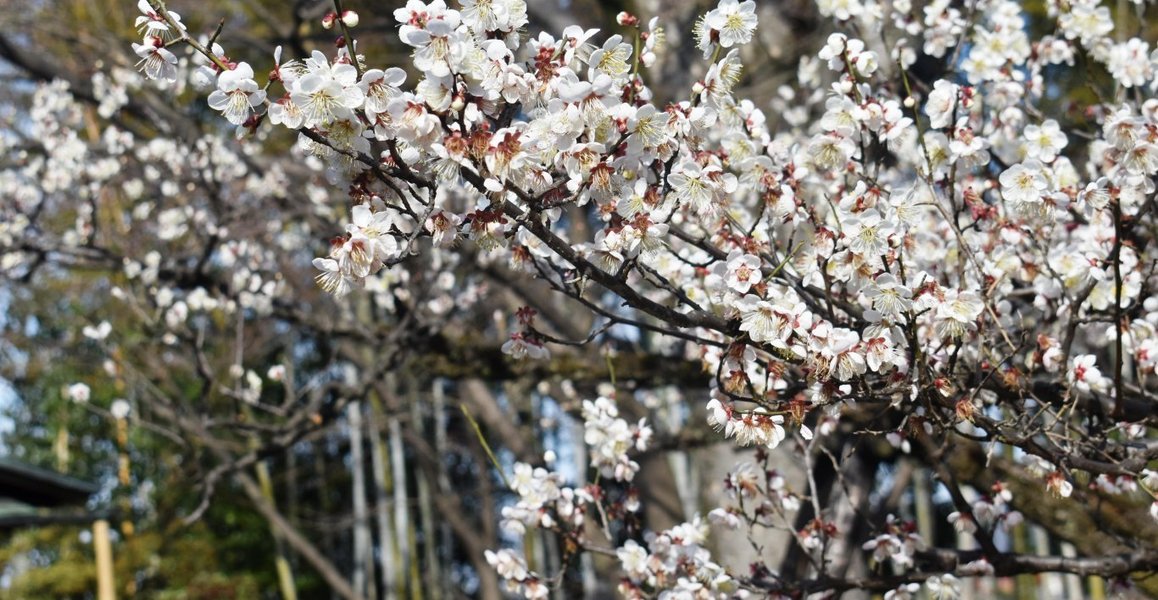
0,509,115,529
0,458,99,507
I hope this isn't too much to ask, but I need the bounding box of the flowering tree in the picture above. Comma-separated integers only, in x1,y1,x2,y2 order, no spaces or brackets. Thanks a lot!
4,0,1158,597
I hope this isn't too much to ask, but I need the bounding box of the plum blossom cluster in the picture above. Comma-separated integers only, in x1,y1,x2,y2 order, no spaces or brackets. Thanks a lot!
501,306,550,359
862,515,924,572
501,460,591,537
946,481,1023,535
706,448,804,541
313,201,413,297
492,394,654,598
114,0,1158,595
582,396,652,481
617,517,743,599
131,0,183,82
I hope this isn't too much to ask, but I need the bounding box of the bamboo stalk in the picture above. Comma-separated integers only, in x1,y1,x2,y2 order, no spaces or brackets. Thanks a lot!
1060,542,1085,600
368,393,399,597
543,529,562,600
257,460,299,600
1031,526,1063,599
432,380,454,600
1009,438,1034,600
1012,519,1034,600
411,389,441,600
54,415,70,473
913,468,934,547
1089,576,1106,600
94,519,116,600
246,391,297,600
408,514,424,600
349,401,375,599
389,416,411,598
314,440,338,600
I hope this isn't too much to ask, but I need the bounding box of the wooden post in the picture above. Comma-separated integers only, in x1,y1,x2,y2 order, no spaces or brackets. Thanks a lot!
94,519,116,600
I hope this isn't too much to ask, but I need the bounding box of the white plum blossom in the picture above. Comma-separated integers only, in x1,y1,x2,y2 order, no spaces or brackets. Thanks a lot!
864,274,912,320
66,382,91,404
83,321,112,341
1022,120,1067,163
1107,39,1152,88
935,290,983,339
704,0,758,49
582,396,652,481
724,251,762,294
110,398,132,420
312,257,358,297
1068,354,1108,394
617,540,649,579
134,0,185,38
844,208,893,259
947,511,976,534
207,63,266,125
999,162,1049,211
132,36,178,82
862,519,920,571
925,575,961,600
290,52,364,128
501,333,549,360
1059,3,1113,46
885,583,922,600
1045,471,1075,498
925,79,958,129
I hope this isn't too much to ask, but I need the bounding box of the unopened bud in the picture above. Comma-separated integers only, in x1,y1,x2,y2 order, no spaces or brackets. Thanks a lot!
616,11,638,27
692,81,705,95
903,96,915,108
321,12,336,29
341,10,360,28
451,94,465,113
955,397,975,422
335,35,347,48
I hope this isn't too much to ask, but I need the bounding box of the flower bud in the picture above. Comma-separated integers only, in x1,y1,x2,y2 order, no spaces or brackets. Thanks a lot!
341,10,359,28
616,11,638,27
955,397,975,422
321,12,336,29
267,365,286,382
903,96,915,108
